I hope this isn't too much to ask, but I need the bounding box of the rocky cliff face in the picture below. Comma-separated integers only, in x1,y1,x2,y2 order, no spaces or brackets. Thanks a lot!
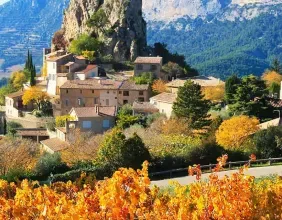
56,0,147,62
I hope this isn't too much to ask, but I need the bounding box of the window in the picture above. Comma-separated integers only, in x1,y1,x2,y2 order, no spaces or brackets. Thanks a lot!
94,97,99,104
151,65,157,71
137,64,143,70
53,63,55,69
78,98,82,106
80,90,82,94
65,99,69,106
92,90,94,94
138,97,145,102
82,121,92,129
103,120,110,128
66,89,68,94
123,91,129,96
139,91,144,96
123,100,128,104
119,91,122,94
107,91,109,94
106,99,109,106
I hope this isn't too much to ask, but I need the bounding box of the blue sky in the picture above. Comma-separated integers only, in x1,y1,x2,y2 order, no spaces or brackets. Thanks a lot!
0,0,9,5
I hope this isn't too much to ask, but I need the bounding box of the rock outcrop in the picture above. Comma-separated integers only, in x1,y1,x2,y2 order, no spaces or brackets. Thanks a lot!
54,0,147,62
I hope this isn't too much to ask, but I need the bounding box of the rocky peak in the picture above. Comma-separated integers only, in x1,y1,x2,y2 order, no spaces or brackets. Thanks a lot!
55,0,147,62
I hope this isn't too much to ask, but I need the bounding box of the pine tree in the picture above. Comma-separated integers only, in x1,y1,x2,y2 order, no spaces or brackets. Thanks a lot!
24,50,36,86
270,58,282,74
173,80,211,130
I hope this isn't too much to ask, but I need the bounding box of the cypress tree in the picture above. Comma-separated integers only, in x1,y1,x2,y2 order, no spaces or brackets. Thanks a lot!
24,50,36,86
173,80,211,130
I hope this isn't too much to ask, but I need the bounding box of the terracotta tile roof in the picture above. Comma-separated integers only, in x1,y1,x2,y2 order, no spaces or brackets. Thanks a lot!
120,81,150,91
57,73,68,77
41,138,69,152
166,76,224,88
259,118,282,130
56,127,67,134
6,90,24,99
61,79,122,90
134,57,163,64
150,92,177,104
133,102,159,113
71,106,117,118
46,53,72,62
16,128,49,137
76,65,97,74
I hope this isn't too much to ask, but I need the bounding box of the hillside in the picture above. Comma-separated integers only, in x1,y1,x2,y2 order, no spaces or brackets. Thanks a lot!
144,0,282,78
0,0,68,77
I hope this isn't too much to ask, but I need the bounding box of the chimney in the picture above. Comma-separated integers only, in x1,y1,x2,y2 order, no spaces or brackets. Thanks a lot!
95,105,99,114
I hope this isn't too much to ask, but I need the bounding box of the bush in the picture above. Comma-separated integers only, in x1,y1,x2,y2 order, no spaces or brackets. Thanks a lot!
35,153,69,177
133,72,154,85
6,121,22,136
69,34,103,55
46,119,56,132
253,126,282,158
55,115,74,127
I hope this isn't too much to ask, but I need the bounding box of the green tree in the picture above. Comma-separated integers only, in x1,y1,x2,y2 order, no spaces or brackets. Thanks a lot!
270,58,282,74
162,62,186,79
96,129,150,171
229,75,268,117
173,80,211,129
116,105,140,129
133,72,154,85
24,50,36,86
253,126,282,158
269,82,280,97
69,34,102,55
87,9,109,32
225,74,241,104
6,121,22,137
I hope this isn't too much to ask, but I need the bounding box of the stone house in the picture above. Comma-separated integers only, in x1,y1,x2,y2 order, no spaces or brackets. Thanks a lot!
5,90,34,118
134,57,163,78
166,76,224,94
149,92,177,118
59,79,150,115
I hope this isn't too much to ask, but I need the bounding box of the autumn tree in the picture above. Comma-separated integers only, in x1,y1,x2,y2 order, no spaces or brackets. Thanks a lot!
161,118,192,136
216,115,259,150
0,137,39,176
41,61,47,77
22,87,50,110
152,79,168,94
55,115,75,127
262,70,282,86
10,71,28,90
202,84,225,102
82,50,95,62
173,80,211,130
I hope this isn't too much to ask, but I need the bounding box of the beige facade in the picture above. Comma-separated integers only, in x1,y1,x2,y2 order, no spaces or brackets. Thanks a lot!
59,79,150,115
5,91,34,118
150,92,177,118
134,57,163,78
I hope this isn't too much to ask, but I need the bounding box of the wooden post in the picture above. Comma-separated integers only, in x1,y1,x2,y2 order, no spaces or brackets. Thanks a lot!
269,158,272,166
229,162,232,170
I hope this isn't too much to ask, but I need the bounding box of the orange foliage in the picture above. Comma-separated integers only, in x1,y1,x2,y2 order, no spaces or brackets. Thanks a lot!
1,158,282,219
161,118,192,135
262,70,282,86
216,115,259,149
152,79,168,94
202,84,225,101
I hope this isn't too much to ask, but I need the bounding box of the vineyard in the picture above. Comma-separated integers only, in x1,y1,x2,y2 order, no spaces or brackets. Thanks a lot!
0,156,282,219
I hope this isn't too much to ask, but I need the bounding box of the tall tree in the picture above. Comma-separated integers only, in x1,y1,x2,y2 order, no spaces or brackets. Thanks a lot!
173,80,211,130
225,74,241,104
270,58,282,74
24,50,36,86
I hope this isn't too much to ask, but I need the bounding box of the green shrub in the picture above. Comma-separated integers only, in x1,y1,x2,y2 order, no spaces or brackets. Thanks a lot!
6,121,22,136
69,34,103,55
133,72,154,85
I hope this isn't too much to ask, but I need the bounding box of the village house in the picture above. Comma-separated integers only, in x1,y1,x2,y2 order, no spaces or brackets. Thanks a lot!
134,57,163,78
59,79,151,115
149,92,177,118
16,128,49,143
40,106,116,153
166,76,224,93
5,90,34,118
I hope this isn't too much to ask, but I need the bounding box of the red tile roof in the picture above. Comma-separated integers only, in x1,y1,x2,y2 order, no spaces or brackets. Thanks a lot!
6,90,24,99
134,57,163,64
41,138,69,152
71,106,117,118
61,79,122,90
150,92,177,104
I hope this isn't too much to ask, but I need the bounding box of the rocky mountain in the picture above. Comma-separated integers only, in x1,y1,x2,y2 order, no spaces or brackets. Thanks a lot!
144,0,282,78
0,0,68,77
54,0,147,61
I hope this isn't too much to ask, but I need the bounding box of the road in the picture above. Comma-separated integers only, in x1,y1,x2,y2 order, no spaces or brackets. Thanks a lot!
151,165,282,187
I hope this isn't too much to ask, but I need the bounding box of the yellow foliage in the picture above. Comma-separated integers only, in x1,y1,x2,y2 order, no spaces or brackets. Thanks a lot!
262,70,282,86
0,159,282,219
161,118,192,135
152,79,168,94
41,61,47,77
55,114,75,127
216,115,259,149
202,84,225,101
10,71,27,90
22,87,49,110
